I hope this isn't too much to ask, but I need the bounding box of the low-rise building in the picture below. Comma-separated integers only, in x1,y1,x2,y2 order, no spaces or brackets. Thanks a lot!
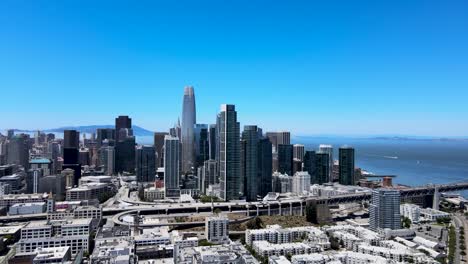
401,203,421,223
252,241,313,258
9,202,46,215
32,246,71,264
144,187,165,201
420,208,450,222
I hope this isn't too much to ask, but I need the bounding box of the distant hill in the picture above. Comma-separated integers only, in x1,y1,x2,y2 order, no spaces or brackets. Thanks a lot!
9,125,154,137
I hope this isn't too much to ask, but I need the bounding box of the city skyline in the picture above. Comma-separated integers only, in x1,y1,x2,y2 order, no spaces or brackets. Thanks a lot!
1,1,468,136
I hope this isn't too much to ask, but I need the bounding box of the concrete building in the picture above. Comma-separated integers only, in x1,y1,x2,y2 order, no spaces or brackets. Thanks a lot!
293,144,305,162
292,171,311,195
32,246,72,264
9,202,46,215
29,158,53,176
401,203,421,223
205,215,229,244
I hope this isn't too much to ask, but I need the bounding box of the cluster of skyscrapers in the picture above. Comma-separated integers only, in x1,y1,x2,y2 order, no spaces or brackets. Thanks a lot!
0,86,358,202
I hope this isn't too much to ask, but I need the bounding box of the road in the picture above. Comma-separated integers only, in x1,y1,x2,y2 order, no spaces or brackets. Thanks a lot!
453,214,467,264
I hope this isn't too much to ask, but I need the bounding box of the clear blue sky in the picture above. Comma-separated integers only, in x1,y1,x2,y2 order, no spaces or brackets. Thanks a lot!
1,0,467,136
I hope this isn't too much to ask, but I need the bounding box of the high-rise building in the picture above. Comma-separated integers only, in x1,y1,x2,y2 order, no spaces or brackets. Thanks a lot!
194,124,209,168
266,132,279,153
205,215,229,244
153,132,168,168
266,131,290,153
26,169,42,193
339,146,355,185
136,145,156,183
315,152,329,184
7,129,15,140
369,189,401,231
303,151,316,184
277,132,291,146
319,144,333,183
96,128,115,147
292,171,311,194
115,116,132,141
257,137,273,198
241,125,259,201
98,146,115,175
115,116,135,173
164,136,181,198
62,130,81,186
208,124,217,161
7,134,30,169
278,144,293,176
293,144,305,162
199,159,218,194
181,86,196,173
115,136,136,173
219,104,241,201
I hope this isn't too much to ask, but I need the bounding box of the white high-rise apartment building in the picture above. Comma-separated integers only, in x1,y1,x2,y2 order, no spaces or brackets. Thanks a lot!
292,171,311,194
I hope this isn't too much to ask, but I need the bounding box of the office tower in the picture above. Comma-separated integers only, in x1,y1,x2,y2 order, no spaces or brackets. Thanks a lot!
169,118,182,138
292,171,311,194
369,189,401,231
208,124,217,160
194,124,209,168
64,130,80,149
62,168,75,188
219,104,241,201
164,135,181,198
199,160,218,194
115,116,136,173
153,132,168,168
278,144,293,176
98,146,115,175
241,125,259,201
293,144,305,162
62,130,81,186
26,169,42,193
39,174,66,201
79,148,90,166
277,131,291,146
7,129,14,140
181,86,196,173
7,134,30,169
266,132,279,153
339,146,355,185
293,159,302,175
319,144,333,182
96,128,115,147
115,116,132,141
47,141,60,174
272,172,292,193
303,151,317,184
315,152,329,184
257,138,273,197
46,133,55,143
136,145,156,183
115,136,136,173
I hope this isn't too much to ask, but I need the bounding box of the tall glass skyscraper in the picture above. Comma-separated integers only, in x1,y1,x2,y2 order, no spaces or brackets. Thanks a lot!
339,146,355,185
164,135,181,198
181,86,196,173
241,125,259,201
136,145,156,183
319,144,333,183
219,104,241,201
369,189,401,231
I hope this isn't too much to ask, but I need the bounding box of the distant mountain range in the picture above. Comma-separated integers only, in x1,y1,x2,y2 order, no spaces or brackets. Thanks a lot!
8,125,154,137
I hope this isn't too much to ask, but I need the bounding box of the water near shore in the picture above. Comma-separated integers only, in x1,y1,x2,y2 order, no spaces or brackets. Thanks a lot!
297,137,468,197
